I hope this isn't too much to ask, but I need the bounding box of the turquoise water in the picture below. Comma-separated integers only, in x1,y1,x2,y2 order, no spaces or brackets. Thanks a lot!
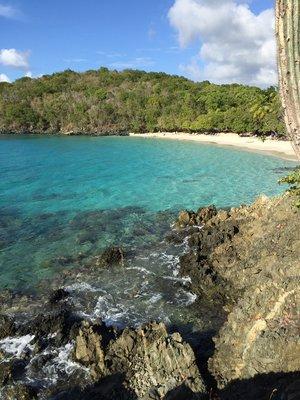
0,135,296,326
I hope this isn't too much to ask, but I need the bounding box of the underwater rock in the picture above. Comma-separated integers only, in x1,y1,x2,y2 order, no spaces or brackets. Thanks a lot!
90,246,125,269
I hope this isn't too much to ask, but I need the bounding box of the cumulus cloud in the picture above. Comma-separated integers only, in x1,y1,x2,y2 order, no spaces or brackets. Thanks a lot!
168,0,277,87
0,4,17,18
0,73,10,82
0,48,30,69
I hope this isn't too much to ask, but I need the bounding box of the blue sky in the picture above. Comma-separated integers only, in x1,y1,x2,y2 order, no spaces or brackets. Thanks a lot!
0,0,276,86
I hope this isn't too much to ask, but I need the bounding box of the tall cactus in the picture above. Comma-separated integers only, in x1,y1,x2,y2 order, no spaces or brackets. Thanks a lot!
276,0,300,160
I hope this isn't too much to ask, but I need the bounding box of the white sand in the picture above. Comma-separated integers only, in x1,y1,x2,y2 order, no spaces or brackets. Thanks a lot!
129,132,297,161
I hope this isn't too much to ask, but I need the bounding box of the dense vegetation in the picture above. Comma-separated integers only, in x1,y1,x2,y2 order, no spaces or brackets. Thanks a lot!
0,68,285,136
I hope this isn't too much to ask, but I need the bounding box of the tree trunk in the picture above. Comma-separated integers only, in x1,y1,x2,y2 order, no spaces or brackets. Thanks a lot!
276,0,300,160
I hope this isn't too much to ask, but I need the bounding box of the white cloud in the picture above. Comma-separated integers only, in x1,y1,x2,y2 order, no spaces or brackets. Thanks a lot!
0,4,17,18
25,71,33,78
0,73,10,82
0,49,30,69
168,0,277,87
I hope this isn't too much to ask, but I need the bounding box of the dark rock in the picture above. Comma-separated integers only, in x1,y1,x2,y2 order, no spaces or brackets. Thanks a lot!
20,307,82,345
48,288,70,305
0,359,27,386
91,247,125,269
0,315,16,340
0,384,37,400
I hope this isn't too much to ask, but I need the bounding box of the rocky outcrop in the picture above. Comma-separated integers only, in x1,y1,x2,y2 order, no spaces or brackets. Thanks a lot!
74,321,206,399
176,194,300,392
175,206,217,229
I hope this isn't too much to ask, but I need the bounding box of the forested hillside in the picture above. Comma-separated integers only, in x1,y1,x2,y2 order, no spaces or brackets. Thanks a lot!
0,68,285,136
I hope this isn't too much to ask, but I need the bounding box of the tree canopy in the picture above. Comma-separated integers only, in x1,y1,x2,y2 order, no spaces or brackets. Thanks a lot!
0,68,285,136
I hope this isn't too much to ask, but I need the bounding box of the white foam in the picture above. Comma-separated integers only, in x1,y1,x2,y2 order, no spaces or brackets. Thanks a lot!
66,282,100,292
0,335,35,358
125,266,154,275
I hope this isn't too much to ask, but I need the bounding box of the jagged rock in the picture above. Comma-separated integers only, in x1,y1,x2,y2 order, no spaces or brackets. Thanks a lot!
73,321,206,399
73,321,112,379
91,246,125,268
176,206,217,229
106,322,206,398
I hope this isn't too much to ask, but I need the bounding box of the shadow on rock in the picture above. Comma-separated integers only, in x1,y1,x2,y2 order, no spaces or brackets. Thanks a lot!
49,373,138,400
217,371,300,400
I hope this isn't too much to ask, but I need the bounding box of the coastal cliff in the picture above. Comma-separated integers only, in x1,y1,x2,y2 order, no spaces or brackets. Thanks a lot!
0,192,299,399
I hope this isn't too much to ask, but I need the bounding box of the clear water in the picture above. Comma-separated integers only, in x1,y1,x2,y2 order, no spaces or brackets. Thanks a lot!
0,135,296,327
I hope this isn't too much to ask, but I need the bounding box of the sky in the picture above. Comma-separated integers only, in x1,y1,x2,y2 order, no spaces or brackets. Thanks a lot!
0,0,276,87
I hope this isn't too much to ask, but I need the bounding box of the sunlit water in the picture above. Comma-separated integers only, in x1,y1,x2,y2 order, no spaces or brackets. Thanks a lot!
0,135,296,328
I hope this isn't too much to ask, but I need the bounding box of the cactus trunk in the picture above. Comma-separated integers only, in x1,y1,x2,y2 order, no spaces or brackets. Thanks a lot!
276,0,300,160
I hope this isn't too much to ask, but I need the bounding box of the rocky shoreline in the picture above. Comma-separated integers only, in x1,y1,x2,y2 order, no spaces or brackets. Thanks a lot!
0,194,299,399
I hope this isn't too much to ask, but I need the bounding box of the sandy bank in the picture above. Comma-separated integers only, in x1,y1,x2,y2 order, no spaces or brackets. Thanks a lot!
129,132,298,161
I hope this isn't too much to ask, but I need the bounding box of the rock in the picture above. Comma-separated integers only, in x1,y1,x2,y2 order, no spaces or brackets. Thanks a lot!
91,246,125,269
0,384,37,400
106,322,206,398
176,206,217,229
48,288,70,305
73,321,206,399
0,315,16,340
205,195,300,388
73,321,112,379
0,359,27,386
20,307,81,345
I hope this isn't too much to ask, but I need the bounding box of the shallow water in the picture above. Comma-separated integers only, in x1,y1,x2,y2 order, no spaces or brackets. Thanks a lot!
0,135,296,326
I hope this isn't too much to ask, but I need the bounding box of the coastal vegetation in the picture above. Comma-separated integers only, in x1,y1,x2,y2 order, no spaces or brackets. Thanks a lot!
0,68,285,136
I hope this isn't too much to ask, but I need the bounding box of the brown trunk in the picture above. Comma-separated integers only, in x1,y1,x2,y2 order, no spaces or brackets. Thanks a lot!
276,0,300,160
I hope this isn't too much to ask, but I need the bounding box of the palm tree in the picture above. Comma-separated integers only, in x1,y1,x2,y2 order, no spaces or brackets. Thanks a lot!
276,0,300,160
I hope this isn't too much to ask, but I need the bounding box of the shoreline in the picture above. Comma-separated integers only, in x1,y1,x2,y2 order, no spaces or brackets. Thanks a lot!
129,132,298,161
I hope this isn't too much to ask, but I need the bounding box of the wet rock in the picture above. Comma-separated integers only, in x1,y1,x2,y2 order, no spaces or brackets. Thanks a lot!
0,315,16,340
0,384,37,400
20,308,81,345
48,288,70,306
0,359,27,386
91,246,125,269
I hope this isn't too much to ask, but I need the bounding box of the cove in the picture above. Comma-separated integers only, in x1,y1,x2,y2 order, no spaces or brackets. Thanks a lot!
0,135,297,327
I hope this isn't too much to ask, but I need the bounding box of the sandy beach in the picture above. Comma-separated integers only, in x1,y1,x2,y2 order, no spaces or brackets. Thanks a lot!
129,132,298,161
